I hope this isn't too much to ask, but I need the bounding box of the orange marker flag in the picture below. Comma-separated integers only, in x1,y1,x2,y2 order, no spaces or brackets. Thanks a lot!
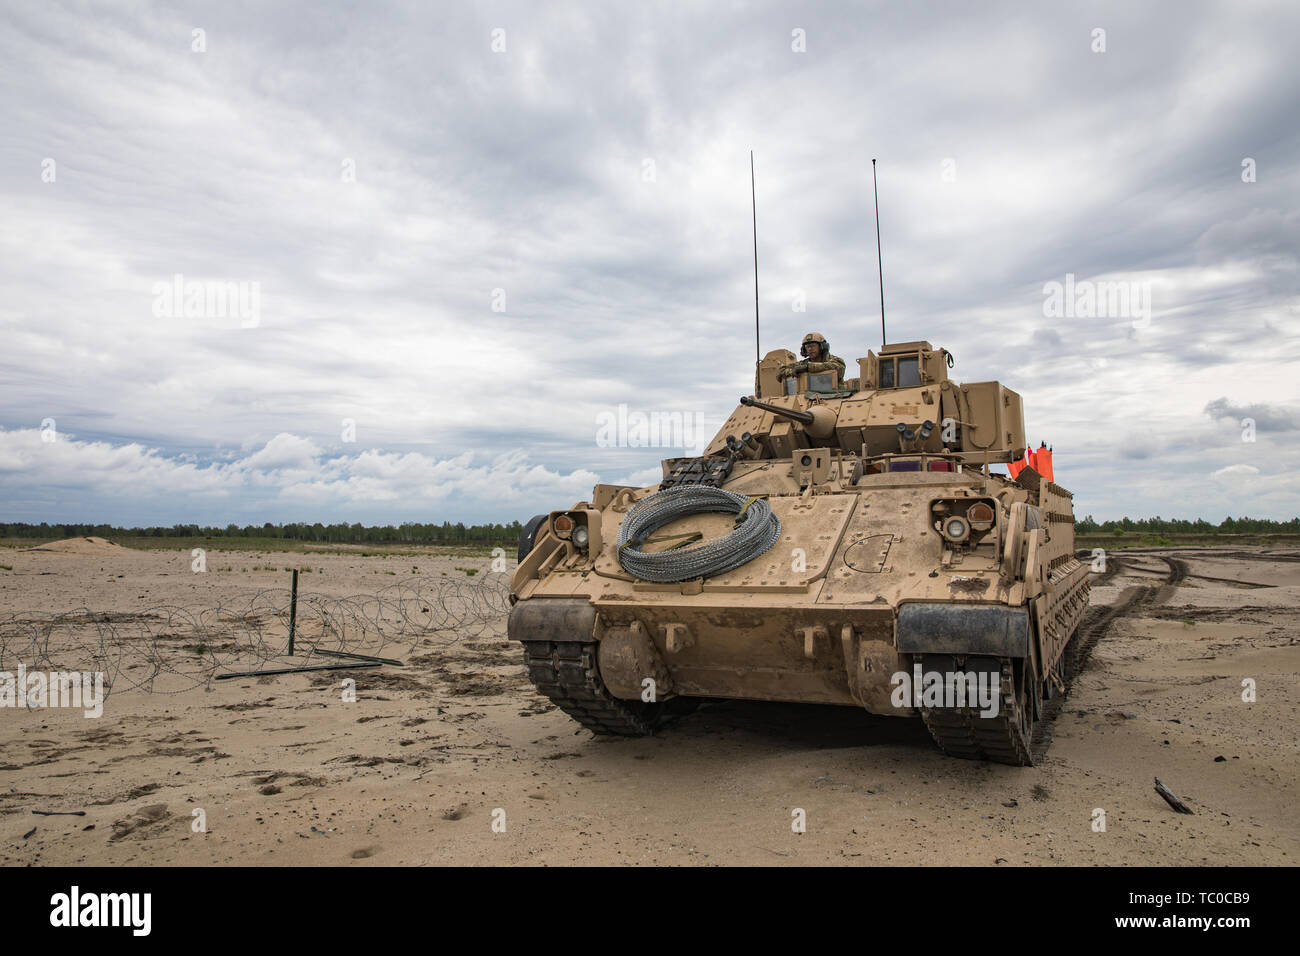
1036,444,1054,481
1009,449,1028,479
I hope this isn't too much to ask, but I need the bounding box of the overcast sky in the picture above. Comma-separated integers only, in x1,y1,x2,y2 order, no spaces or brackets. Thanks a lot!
2,0,1297,527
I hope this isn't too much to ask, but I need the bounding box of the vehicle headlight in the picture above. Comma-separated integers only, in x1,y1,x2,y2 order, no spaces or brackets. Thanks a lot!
942,516,971,543
572,526,589,550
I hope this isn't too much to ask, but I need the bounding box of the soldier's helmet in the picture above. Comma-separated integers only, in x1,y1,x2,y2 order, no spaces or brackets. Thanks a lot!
800,332,829,357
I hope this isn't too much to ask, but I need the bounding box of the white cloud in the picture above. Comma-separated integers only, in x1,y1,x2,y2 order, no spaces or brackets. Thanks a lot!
0,429,598,525
1212,464,1261,480
241,433,322,472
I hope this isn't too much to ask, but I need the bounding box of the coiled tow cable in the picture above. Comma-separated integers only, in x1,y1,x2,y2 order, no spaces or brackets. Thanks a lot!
617,486,782,583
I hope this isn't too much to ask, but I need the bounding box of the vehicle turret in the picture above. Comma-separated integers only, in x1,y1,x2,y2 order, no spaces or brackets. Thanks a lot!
712,344,1025,466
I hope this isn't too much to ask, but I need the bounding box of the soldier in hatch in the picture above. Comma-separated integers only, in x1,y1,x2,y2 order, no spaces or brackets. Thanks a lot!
777,332,846,383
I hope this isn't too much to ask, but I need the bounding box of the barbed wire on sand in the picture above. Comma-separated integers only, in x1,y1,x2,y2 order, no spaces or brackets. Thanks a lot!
0,576,512,700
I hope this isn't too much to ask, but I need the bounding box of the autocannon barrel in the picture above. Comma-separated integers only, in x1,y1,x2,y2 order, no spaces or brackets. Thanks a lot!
739,395,838,440
739,395,814,424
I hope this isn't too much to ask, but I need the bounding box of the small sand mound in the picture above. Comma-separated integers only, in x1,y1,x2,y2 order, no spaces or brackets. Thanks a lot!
23,536,125,555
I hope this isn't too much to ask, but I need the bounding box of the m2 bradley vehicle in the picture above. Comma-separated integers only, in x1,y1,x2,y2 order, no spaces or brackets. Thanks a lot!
508,337,1091,765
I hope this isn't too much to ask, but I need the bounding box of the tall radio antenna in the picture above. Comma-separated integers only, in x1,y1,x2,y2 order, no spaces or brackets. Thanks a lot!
872,158,886,346
751,150,760,364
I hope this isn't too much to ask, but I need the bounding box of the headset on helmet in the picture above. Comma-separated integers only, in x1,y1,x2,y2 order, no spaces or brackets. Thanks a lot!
800,332,829,358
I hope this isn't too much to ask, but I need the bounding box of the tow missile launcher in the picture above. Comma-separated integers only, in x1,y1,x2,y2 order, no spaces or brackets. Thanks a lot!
509,340,1090,765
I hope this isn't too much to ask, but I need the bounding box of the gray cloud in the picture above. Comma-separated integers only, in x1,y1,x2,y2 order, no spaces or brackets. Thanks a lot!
2,0,1299,524
1204,397,1298,432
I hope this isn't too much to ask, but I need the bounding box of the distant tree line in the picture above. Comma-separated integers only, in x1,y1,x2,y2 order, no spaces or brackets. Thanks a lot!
5,516,1298,544
0,520,525,545
1075,516,1300,535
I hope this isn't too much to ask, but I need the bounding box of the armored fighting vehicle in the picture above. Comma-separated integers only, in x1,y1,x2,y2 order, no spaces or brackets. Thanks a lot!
509,339,1090,764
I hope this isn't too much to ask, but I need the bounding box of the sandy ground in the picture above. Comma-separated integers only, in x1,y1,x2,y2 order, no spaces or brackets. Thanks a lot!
1,541,1296,866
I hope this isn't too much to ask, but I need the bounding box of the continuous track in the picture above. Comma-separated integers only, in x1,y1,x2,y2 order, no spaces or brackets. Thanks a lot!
920,554,1183,765
521,639,690,736
918,658,1036,765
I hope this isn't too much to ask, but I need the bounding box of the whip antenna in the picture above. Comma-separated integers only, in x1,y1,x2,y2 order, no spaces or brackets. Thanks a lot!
872,158,886,346
751,150,760,364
